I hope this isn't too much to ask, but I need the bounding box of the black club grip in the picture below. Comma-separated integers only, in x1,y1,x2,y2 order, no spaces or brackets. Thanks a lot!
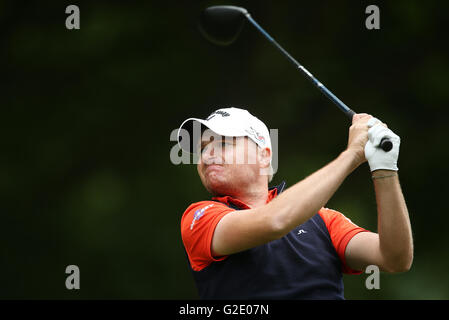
380,137,393,152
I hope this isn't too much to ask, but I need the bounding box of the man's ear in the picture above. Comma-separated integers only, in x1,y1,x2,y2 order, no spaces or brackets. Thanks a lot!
258,147,271,168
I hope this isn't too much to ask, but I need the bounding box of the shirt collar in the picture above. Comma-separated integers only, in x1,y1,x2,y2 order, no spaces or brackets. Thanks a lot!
212,181,286,209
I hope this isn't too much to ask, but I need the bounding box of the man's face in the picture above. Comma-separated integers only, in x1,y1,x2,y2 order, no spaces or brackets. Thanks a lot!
197,134,265,196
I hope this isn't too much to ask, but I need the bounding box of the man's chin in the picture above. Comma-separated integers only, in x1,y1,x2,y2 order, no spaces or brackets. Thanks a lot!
204,179,233,196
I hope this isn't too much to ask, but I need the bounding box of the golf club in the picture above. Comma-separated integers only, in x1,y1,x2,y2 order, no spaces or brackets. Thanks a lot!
199,5,393,152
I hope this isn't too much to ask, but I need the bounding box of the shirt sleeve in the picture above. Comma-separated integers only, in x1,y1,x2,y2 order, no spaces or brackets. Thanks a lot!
318,207,370,274
180,201,235,271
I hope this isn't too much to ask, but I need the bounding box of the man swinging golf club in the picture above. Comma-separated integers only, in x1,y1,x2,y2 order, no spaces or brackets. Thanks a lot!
177,107,413,299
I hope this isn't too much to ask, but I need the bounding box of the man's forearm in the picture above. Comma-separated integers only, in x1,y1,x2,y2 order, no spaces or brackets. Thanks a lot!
372,170,413,271
267,150,360,235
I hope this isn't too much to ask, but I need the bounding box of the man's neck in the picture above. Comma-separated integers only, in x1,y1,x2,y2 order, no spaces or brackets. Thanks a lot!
231,184,269,209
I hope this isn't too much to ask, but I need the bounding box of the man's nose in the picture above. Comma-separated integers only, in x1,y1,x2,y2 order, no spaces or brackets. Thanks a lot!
202,146,221,164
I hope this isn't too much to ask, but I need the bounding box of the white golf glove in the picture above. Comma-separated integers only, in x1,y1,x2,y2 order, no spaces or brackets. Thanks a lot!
364,117,400,172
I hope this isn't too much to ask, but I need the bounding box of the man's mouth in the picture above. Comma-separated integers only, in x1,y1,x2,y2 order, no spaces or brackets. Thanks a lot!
205,164,223,174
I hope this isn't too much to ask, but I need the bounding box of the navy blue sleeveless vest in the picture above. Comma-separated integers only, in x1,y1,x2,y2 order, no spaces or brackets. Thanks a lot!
188,182,345,299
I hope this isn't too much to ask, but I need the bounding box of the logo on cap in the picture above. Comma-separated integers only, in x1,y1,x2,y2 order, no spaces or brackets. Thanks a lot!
245,126,266,145
206,110,231,121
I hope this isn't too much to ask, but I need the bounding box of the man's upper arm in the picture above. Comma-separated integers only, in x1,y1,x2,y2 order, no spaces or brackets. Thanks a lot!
318,208,370,274
319,207,392,273
211,206,280,257
345,231,391,272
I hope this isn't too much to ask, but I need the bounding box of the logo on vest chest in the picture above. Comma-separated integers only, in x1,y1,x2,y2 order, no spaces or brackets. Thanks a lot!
297,229,308,235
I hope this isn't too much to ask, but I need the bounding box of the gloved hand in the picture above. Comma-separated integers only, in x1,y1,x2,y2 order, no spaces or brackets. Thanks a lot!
364,117,400,172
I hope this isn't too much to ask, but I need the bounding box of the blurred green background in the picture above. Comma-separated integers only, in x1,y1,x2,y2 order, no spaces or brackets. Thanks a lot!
1,0,448,299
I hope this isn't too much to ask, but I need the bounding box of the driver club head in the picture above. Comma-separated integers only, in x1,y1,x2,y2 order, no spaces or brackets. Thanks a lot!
198,5,248,46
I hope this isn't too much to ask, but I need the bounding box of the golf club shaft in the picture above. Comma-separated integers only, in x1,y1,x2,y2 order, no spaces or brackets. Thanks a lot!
245,13,393,152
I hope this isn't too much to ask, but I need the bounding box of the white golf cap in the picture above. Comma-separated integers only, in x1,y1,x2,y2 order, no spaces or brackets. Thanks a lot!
177,107,271,154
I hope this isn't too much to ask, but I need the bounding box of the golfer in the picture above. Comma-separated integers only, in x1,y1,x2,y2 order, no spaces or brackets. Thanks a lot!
177,107,413,299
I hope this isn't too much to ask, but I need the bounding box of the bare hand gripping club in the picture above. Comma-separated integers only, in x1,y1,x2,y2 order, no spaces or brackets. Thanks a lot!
199,5,393,152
